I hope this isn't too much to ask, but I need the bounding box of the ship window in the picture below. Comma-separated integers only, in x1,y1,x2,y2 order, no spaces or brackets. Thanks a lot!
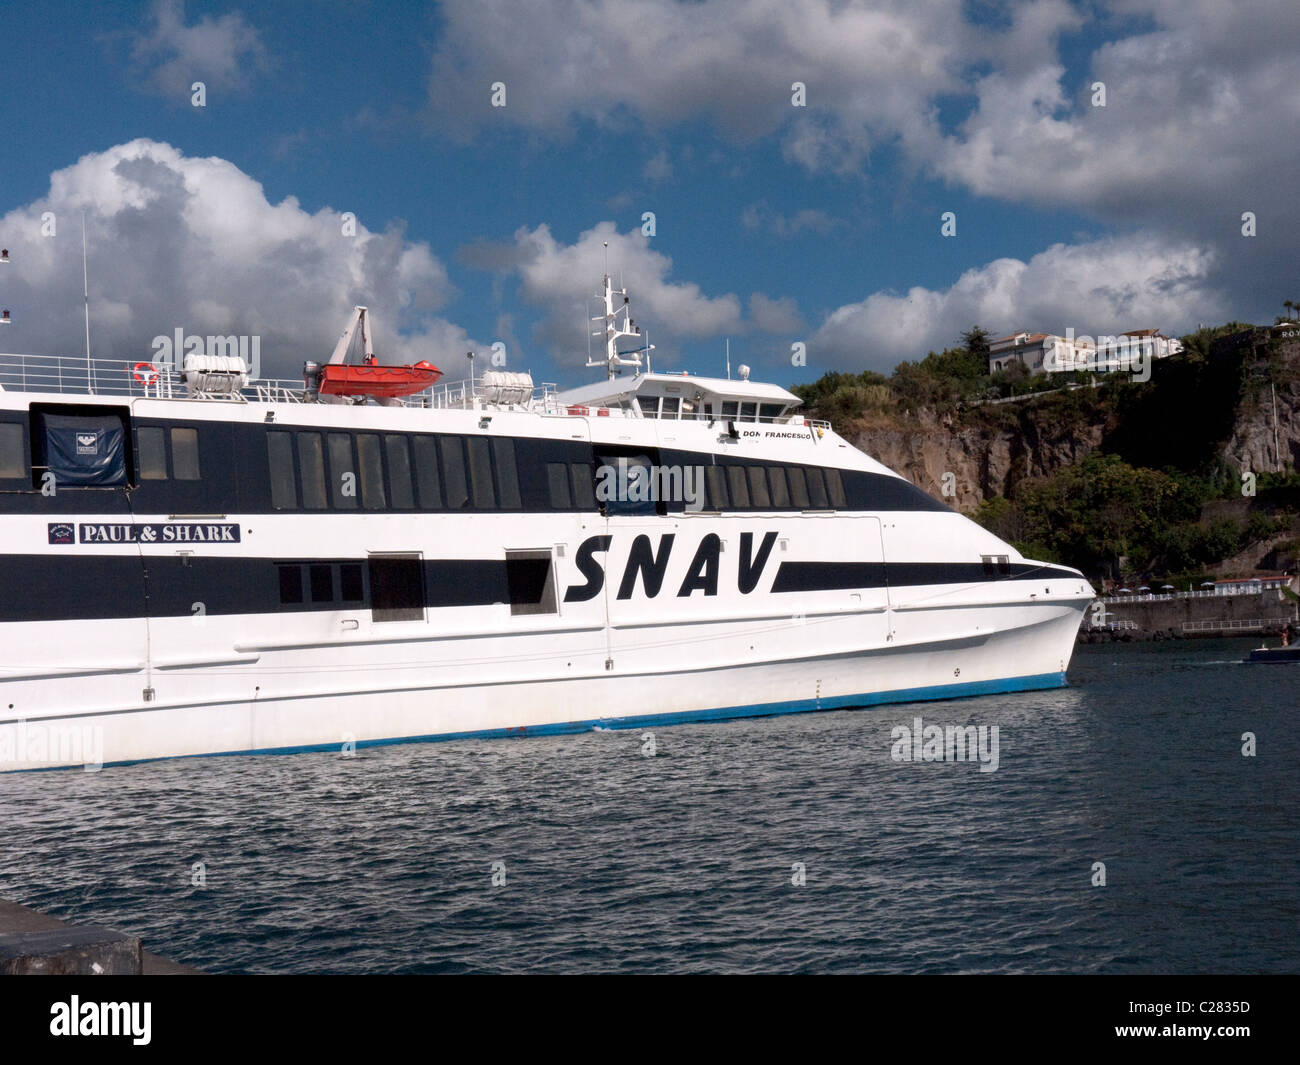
0,423,24,479
171,428,200,480
138,427,167,480
546,462,571,509
637,395,659,418
760,403,784,422
704,465,729,509
328,433,357,509
267,431,297,509
339,563,364,603
825,467,847,508
309,563,334,602
721,401,738,420
570,462,596,510
357,434,386,510
768,466,790,508
440,436,469,509
727,466,750,508
298,433,327,510
505,549,557,616
493,439,522,509
278,565,304,605
746,466,771,508
412,435,442,509
385,435,414,510
787,466,810,508
661,396,680,420
467,436,495,508
740,402,757,422
32,410,129,488
806,467,830,508
595,450,657,516
369,554,424,622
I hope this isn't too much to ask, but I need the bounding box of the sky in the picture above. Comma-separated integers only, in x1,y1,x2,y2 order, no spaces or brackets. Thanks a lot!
0,0,1295,387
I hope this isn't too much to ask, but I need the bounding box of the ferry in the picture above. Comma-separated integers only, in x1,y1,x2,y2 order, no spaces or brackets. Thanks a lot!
0,275,1094,771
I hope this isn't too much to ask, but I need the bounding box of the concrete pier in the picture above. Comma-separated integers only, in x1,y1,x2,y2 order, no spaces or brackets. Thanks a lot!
0,898,200,975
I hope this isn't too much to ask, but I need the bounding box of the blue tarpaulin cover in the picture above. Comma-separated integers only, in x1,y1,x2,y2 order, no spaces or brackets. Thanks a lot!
40,412,127,486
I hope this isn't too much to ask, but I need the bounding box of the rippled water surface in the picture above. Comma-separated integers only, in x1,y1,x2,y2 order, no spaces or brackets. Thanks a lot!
2,639,1296,973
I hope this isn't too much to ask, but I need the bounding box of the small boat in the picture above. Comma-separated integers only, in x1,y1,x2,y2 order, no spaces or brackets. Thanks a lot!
1245,644,1300,664
318,360,441,398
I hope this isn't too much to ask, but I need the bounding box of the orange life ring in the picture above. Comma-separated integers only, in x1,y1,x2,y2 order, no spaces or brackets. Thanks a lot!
133,362,158,385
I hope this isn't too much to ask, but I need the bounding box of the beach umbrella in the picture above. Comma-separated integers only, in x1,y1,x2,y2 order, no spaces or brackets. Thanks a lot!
1138,586,1151,592
1161,584,1175,590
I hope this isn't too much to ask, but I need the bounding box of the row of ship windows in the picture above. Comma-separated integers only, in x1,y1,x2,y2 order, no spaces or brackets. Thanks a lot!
266,429,850,513
267,430,524,511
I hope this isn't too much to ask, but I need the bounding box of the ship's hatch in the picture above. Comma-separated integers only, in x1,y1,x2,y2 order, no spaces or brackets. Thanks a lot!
31,408,129,487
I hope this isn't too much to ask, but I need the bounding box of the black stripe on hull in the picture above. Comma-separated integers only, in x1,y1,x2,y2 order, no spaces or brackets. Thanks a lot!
771,560,1082,593
0,555,1082,623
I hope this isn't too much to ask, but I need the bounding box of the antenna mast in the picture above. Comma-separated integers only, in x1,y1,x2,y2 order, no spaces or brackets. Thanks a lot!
586,267,653,381
82,212,93,393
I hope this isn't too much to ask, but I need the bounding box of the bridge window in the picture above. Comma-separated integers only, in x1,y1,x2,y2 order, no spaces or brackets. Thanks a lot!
138,427,167,480
727,466,750,508
546,462,571,508
493,438,522,509
327,433,357,509
0,422,25,480
171,428,201,480
357,433,386,510
805,466,830,508
571,462,596,510
786,466,810,508
385,435,414,510
704,465,729,509
768,466,790,507
412,435,442,509
467,436,495,508
825,467,846,508
297,433,327,509
440,436,469,509
267,431,297,509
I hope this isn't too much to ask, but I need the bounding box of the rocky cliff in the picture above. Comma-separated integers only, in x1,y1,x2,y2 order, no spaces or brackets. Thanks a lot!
844,330,1300,512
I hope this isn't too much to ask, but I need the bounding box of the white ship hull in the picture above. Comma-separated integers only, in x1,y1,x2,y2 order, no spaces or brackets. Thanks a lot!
0,289,1093,771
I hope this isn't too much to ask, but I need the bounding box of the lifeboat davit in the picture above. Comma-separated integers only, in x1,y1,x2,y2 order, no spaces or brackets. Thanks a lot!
318,360,442,398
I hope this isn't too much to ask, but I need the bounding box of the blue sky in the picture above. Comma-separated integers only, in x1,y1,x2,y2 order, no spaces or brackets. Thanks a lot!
1,0,1295,386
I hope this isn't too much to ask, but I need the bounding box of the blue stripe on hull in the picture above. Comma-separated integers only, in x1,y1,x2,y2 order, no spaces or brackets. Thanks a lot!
12,670,1067,772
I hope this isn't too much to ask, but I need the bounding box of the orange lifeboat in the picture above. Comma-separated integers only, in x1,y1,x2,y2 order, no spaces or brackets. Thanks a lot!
318,360,442,398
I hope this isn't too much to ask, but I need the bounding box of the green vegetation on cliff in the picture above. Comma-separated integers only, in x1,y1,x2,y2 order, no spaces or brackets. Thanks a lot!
793,320,1300,583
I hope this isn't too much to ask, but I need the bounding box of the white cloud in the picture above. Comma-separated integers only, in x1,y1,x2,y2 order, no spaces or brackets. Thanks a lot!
485,221,743,365
0,140,477,377
811,234,1225,372
643,149,673,183
425,0,969,170
749,293,805,334
128,0,269,97
741,202,842,236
